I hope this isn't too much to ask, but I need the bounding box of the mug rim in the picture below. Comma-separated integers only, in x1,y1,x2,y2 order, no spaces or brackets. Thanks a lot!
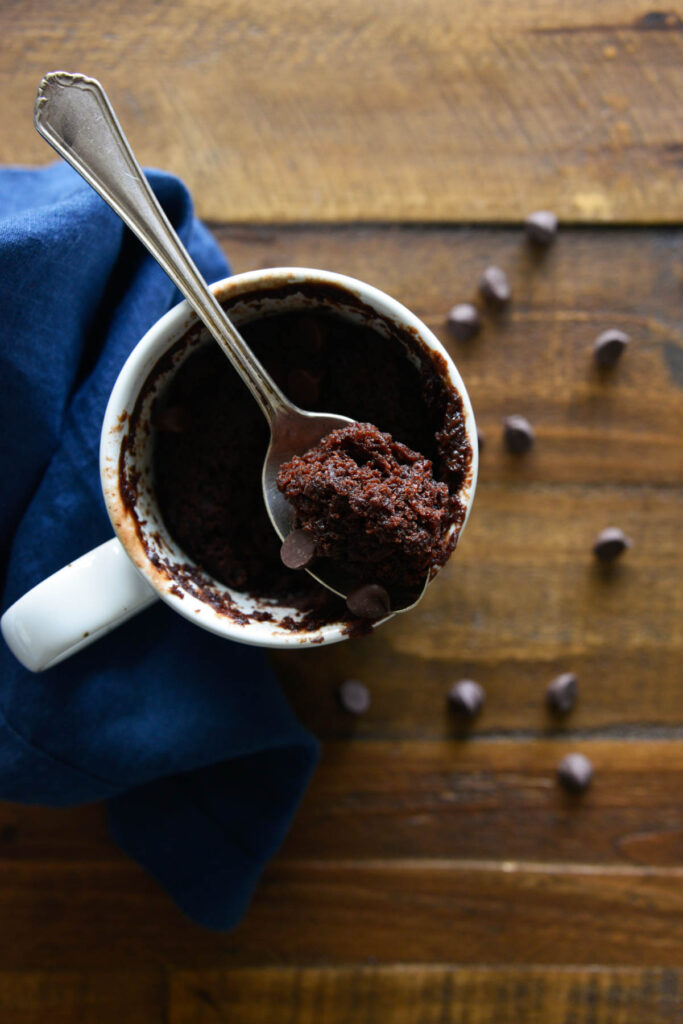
100,267,478,648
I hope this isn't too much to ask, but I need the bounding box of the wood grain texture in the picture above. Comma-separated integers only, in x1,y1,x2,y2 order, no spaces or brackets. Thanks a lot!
0,859,681,969
214,224,683,736
0,971,164,1024
1,1,682,222
169,965,683,1024
0,214,680,1019
2,741,680,868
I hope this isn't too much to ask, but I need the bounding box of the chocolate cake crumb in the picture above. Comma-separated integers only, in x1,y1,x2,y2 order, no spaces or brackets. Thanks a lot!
149,307,473,627
277,422,455,589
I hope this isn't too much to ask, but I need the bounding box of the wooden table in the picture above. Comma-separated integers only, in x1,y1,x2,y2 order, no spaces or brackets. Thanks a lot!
1,3,682,1021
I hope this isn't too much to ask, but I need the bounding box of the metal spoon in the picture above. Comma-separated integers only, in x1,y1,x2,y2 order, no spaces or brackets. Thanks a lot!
34,71,427,613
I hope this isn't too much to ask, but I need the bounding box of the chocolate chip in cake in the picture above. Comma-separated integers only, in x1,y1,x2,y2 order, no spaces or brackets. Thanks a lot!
337,678,371,715
447,679,485,718
546,672,578,715
346,583,392,619
447,303,481,341
479,266,511,307
503,415,535,454
524,210,558,246
593,527,632,562
557,752,594,793
280,529,317,570
593,329,630,368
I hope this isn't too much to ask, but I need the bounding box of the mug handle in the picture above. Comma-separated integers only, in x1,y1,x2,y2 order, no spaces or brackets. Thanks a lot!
1,538,158,672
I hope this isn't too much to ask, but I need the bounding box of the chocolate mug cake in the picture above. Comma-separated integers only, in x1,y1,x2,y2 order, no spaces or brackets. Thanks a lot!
124,280,474,633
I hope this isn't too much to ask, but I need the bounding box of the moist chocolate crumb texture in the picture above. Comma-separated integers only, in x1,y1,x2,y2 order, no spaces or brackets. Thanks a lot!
145,304,472,626
276,422,455,589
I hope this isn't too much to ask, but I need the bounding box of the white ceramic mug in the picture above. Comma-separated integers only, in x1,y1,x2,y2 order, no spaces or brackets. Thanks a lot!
1,268,478,671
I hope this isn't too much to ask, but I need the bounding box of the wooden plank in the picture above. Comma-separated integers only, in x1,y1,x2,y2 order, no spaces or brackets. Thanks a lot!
0,859,681,968
278,741,683,865
191,860,683,968
3,741,680,868
1,2,682,222
272,481,682,737
0,971,164,1024
168,965,683,1024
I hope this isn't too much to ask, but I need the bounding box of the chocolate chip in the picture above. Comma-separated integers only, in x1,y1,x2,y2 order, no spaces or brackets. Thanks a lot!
546,672,578,714
503,415,535,454
593,527,632,562
447,303,480,341
479,266,511,307
557,752,594,793
280,529,317,570
287,368,321,408
337,678,371,715
477,428,485,453
524,210,558,246
447,679,485,718
593,329,630,367
346,583,391,619
154,404,191,434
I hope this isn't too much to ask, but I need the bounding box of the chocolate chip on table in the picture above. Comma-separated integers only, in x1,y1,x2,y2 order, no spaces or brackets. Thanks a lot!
287,367,321,408
593,527,632,562
447,303,481,341
479,266,511,307
280,529,317,570
593,329,630,367
337,678,371,715
154,404,191,433
447,679,485,718
477,428,485,453
346,583,392,619
524,210,558,246
546,672,578,714
557,752,594,793
502,415,535,454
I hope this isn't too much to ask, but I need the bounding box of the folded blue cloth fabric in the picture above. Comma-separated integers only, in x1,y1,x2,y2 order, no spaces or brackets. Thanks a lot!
0,163,318,929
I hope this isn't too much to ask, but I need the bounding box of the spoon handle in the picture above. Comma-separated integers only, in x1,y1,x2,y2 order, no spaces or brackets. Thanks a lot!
34,71,289,422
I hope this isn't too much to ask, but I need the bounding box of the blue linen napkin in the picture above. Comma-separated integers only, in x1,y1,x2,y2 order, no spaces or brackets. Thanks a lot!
0,163,318,930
